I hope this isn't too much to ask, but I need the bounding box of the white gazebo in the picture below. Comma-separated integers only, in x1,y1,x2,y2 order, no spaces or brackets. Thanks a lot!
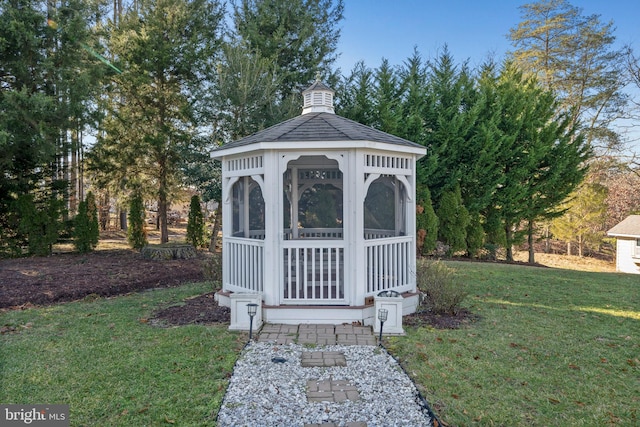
212,80,427,327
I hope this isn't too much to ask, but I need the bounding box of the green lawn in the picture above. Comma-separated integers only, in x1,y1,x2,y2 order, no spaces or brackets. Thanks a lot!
387,261,640,426
2,263,638,426
0,282,244,426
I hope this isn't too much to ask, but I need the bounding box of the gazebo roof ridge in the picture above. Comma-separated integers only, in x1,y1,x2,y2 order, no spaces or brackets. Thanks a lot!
214,111,424,151
211,78,426,155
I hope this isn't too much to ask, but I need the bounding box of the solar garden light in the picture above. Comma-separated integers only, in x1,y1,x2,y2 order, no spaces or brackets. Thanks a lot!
247,303,258,341
377,308,388,343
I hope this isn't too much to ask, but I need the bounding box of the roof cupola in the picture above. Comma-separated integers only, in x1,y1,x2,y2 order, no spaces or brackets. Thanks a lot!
301,78,335,115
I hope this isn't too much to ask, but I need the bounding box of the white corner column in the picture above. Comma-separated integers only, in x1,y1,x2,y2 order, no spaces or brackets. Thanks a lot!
229,293,263,331
374,294,405,335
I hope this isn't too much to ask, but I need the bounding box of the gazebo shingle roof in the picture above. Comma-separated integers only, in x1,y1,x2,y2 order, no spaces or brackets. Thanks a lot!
215,112,424,151
607,215,640,237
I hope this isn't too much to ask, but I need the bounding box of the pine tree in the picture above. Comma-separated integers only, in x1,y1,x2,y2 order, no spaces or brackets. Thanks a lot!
186,195,205,248
92,0,224,244
233,0,344,108
509,0,628,152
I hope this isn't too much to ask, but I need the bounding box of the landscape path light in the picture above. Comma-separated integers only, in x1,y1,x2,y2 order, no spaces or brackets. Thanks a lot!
247,303,258,341
377,308,388,344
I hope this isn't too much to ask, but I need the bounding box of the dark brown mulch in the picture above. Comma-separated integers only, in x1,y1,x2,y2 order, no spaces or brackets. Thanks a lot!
0,249,206,309
403,308,479,329
150,292,230,326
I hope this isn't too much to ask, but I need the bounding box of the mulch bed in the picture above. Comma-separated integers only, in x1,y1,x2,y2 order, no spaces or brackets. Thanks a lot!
149,292,230,326
0,249,206,309
1,249,472,329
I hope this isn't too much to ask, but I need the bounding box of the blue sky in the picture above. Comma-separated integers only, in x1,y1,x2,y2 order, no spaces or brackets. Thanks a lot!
334,1,640,153
335,0,640,72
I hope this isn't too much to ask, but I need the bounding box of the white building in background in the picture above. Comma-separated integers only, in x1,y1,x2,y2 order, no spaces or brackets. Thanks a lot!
607,215,640,274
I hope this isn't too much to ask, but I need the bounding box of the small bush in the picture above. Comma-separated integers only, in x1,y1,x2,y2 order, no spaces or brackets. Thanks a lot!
186,195,205,248
127,192,147,250
416,259,467,315
203,252,222,287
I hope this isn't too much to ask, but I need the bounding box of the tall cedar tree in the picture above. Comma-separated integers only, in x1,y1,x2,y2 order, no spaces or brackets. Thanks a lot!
489,63,589,262
510,0,628,152
91,0,224,244
232,0,344,123
186,195,205,248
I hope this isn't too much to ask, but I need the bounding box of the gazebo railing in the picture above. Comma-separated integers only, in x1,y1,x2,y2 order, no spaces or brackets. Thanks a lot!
223,236,264,294
365,236,413,295
282,240,345,304
283,228,343,240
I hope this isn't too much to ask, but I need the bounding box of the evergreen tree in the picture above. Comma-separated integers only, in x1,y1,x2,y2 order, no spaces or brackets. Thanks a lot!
437,185,470,256
490,63,590,262
233,0,344,111
74,198,93,253
466,213,485,258
92,0,224,244
86,191,99,248
421,47,480,205
416,186,438,256
127,192,147,250
372,59,401,134
186,195,205,248
1,0,105,254
335,61,375,126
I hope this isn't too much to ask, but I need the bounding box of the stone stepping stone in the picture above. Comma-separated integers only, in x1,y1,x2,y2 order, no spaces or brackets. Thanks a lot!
306,377,360,403
304,423,367,427
301,351,346,367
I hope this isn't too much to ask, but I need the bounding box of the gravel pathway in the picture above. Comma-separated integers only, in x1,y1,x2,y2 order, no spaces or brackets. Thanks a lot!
217,342,433,426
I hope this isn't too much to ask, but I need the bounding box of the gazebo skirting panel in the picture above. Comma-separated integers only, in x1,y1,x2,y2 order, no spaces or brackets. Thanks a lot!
223,231,413,305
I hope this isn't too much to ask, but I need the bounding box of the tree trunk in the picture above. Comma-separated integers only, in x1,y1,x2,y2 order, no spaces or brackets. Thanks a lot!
505,224,514,262
159,190,169,244
567,241,571,256
209,201,222,252
120,210,127,231
527,220,535,264
578,235,584,257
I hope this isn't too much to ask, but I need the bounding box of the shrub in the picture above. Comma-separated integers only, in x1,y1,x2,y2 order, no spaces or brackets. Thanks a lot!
202,251,222,287
416,259,467,315
186,195,205,248
74,200,92,253
74,192,100,253
416,186,438,255
127,192,147,250
86,192,99,247
436,185,470,256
